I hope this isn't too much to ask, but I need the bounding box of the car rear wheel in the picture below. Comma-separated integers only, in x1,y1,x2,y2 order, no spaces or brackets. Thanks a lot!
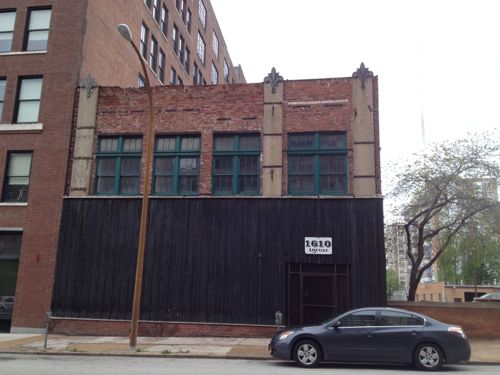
293,340,321,368
414,343,443,371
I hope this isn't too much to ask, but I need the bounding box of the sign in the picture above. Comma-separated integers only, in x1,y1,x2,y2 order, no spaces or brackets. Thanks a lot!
304,237,333,255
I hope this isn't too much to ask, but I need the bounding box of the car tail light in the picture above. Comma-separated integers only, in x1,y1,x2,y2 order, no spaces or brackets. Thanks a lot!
448,326,466,338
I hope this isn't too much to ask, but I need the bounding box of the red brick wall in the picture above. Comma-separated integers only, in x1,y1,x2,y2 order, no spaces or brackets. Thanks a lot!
51,318,277,338
389,302,500,339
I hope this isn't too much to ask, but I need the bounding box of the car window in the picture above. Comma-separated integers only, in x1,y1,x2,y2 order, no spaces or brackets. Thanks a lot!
340,310,377,327
379,310,424,326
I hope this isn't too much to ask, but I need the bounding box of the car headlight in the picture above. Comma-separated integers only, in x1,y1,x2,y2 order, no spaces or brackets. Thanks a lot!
278,330,295,340
448,326,466,338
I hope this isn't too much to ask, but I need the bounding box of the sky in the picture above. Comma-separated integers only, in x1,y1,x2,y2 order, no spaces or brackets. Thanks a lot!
210,0,500,192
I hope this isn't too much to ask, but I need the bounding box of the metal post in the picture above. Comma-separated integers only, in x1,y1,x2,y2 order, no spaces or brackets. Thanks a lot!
44,310,52,349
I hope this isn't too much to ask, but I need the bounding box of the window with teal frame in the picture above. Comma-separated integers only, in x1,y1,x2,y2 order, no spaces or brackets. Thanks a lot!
212,134,260,195
95,136,142,195
288,132,348,195
153,135,200,195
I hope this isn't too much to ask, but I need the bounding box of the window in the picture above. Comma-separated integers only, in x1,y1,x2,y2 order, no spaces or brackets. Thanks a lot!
178,36,185,62
223,59,229,82
25,8,51,51
212,31,219,59
379,311,424,326
158,49,165,83
140,23,148,60
212,134,260,195
144,0,152,10
138,74,146,88
170,67,177,85
152,0,160,23
15,77,43,123
0,78,5,119
178,77,183,86
288,132,347,195
175,0,182,11
193,62,198,85
198,0,207,29
172,24,179,53
180,0,187,23
197,32,205,64
153,135,200,195
210,62,218,84
0,11,16,53
95,136,142,195
186,9,192,33
184,47,190,73
2,152,32,202
150,36,158,72
339,310,377,327
160,4,168,36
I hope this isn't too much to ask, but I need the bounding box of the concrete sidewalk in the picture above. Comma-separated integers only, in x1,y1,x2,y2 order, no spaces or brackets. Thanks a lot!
0,334,499,364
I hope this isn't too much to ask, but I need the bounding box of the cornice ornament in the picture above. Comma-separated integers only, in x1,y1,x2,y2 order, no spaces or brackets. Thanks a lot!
80,74,98,98
352,62,374,90
264,67,284,94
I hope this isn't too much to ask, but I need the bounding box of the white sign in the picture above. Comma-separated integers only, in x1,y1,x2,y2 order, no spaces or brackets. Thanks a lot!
304,237,333,255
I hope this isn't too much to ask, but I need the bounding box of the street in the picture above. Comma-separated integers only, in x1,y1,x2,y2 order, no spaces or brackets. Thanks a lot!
0,355,499,375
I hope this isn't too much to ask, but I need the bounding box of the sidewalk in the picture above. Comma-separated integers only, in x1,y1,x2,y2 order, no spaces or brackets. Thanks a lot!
1,334,499,364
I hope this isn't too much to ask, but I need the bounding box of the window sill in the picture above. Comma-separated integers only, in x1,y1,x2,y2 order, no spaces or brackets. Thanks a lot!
0,202,28,207
0,123,43,132
0,50,47,56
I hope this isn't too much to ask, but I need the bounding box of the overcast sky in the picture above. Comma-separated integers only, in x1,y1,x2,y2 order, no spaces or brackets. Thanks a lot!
211,0,500,191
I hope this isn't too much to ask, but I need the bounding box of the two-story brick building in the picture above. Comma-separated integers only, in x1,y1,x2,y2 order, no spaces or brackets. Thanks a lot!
48,65,386,336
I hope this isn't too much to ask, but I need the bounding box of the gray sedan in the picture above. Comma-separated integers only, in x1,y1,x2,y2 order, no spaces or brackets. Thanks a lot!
269,307,470,370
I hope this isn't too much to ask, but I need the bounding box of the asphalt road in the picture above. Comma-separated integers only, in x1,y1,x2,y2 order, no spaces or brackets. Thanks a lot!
0,355,499,375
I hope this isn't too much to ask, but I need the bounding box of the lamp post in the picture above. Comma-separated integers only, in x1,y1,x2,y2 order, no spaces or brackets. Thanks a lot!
117,23,154,352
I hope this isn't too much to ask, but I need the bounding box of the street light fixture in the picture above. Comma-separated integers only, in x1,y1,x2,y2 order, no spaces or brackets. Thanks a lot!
117,23,155,352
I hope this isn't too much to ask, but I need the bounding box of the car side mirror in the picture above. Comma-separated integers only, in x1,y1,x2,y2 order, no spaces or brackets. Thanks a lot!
332,320,342,329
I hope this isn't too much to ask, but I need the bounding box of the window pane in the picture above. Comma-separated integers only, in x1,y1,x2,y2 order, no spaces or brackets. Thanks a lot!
0,79,5,101
320,175,346,193
379,311,424,326
8,154,32,176
157,137,176,152
320,133,346,149
26,30,49,51
239,135,260,151
213,175,231,192
120,177,140,194
289,134,314,150
96,177,115,194
155,176,173,193
97,158,116,176
29,9,51,29
121,158,141,175
197,32,205,63
340,310,377,327
19,78,43,100
0,33,13,53
179,176,198,193
123,138,142,152
214,157,232,174
239,157,258,174
0,103,3,118
214,136,234,151
238,175,258,193
16,101,40,123
0,12,16,31
99,138,118,152
179,158,198,174
289,175,313,193
155,157,174,175
320,155,345,173
289,156,313,174
198,0,206,28
180,137,200,151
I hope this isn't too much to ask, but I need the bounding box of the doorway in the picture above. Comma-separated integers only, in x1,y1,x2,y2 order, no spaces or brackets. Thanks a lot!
287,263,350,326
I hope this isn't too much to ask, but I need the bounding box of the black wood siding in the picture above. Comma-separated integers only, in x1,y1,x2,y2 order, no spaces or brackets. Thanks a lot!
52,198,386,325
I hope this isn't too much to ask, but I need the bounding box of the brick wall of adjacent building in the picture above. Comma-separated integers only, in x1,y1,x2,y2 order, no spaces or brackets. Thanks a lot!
389,302,500,339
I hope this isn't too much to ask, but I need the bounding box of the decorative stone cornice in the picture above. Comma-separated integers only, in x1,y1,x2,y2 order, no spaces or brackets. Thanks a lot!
264,67,284,94
352,62,374,90
79,74,98,98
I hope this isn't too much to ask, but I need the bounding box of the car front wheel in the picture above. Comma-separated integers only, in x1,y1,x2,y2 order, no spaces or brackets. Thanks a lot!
414,343,444,371
293,340,321,368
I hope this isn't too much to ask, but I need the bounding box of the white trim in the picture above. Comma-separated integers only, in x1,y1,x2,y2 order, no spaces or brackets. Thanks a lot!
0,123,43,132
288,99,349,106
0,227,23,231
0,51,47,57
0,203,28,207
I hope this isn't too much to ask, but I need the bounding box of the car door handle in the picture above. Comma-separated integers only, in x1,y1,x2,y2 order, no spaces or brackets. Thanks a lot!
412,330,419,336
367,332,373,338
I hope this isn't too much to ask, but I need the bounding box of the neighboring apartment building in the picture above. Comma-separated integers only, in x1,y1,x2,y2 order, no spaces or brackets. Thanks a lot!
0,0,244,333
46,64,386,335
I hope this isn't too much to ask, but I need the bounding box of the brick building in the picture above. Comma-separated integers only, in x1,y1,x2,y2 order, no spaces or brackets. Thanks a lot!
0,0,244,333
47,64,386,336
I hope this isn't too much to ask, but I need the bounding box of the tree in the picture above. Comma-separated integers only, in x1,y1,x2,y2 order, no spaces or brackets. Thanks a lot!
390,132,499,301
386,268,403,300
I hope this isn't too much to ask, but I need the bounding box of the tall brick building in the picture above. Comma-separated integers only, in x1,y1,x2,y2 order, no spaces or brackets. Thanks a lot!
47,65,386,336
0,0,244,333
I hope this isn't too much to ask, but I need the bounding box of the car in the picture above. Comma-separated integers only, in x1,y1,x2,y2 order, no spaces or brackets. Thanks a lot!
0,296,15,314
269,307,470,371
473,292,500,302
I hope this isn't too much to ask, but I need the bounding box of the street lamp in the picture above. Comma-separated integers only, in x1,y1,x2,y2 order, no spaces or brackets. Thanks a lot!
117,23,155,352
